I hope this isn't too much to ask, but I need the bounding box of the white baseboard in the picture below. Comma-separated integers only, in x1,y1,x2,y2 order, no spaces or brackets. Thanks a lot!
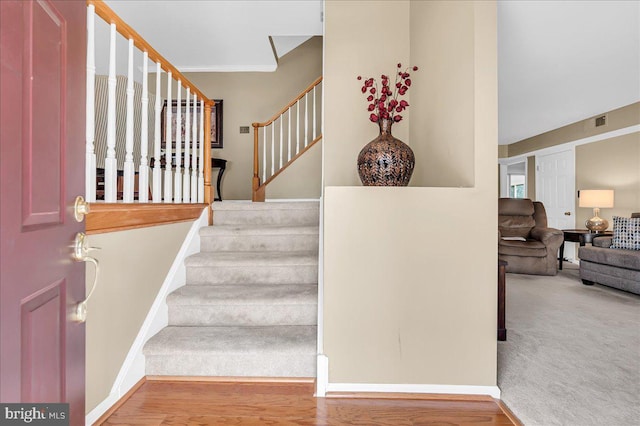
314,355,500,399
85,210,208,426
315,354,329,397
85,392,119,426
324,383,501,399
265,198,321,202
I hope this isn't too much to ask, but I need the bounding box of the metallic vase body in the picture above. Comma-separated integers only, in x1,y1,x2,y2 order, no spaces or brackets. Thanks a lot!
357,119,415,186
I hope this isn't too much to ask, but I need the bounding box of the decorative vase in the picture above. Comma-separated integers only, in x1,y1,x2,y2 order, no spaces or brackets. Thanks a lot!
357,118,415,186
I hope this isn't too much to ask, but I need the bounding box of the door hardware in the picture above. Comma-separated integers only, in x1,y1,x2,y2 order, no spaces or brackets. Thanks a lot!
71,232,100,323
74,195,90,222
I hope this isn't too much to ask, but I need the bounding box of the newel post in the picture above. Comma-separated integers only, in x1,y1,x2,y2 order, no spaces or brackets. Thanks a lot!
252,123,265,202
204,102,213,206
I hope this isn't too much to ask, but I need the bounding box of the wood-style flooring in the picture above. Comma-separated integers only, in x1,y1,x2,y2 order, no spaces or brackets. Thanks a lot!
98,379,521,425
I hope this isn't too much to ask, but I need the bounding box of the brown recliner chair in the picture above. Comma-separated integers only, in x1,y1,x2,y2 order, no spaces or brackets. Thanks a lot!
498,198,564,276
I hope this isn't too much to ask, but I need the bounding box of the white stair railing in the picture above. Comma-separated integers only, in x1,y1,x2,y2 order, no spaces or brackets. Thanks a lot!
183,87,191,203
152,62,162,202
163,74,173,202
85,3,97,202
104,23,118,202
191,93,199,200
252,77,323,202
86,0,213,205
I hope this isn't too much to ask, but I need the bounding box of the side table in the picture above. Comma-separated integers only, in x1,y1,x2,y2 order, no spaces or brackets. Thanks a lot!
559,229,613,270
498,260,507,341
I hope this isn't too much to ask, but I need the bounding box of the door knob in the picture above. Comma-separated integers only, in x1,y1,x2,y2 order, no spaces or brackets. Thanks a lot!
74,196,90,222
564,211,571,216
71,232,100,323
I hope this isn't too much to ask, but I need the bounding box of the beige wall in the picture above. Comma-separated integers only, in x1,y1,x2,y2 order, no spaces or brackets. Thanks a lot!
576,134,640,227
409,0,475,188
507,102,639,158
183,37,323,200
527,156,536,199
498,145,508,159
323,2,411,187
85,221,194,413
323,1,497,387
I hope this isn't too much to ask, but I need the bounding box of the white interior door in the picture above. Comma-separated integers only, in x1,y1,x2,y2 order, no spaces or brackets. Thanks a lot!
536,148,576,261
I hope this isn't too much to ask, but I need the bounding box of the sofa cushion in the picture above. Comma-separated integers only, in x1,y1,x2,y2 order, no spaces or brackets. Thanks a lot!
611,216,640,250
593,236,612,248
498,198,536,238
499,239,547,257
579,245,640,271
498,215,535,238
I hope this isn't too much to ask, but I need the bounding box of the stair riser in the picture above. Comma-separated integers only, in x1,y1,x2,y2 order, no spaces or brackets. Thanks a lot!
186,265,317,285
146,354,316,377
169,304,318,326
201,234,319,252
214,209,319,226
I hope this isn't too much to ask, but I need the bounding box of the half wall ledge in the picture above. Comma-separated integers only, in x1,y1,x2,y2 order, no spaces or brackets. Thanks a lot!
86,203,209,234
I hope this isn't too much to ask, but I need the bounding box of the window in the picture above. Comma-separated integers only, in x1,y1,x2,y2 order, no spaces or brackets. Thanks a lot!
509,174,525,198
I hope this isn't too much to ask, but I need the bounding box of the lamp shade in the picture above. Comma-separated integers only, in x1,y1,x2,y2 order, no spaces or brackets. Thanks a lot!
579,189,614,208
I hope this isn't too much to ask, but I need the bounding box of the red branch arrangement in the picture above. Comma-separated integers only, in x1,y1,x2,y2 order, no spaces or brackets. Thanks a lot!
357,63,418,123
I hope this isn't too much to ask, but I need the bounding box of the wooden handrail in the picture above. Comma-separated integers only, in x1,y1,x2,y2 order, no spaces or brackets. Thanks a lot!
252,76,322,128
88,0,212,106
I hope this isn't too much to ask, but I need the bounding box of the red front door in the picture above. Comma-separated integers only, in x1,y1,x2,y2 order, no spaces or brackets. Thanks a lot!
1,0,86,423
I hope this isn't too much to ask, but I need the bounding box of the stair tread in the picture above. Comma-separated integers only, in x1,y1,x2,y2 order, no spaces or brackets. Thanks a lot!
200,225,319,236
168,284,318,305
212,201,319,211
144,325,316,355
185,251,318,266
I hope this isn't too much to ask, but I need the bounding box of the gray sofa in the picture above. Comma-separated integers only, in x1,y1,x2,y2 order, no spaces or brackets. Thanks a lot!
578,213,640,295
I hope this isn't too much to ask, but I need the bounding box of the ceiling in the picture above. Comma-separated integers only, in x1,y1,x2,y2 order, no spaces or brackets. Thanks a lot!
498,1,639,145
103,1,322,72
102,0,639,145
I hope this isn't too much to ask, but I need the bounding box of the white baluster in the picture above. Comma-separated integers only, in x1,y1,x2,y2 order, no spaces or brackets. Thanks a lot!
104,23,118,202
271,123,275,177
198,99,205,203
296,101,300,154
191,93,198,199
85,4,96,202
313,85,317,139
183,87,191,203
262,126,266,183
304,92,309,147
279,116,283,169
164,73,173,202
123,38,135,202
287,109,291,162
138,52,150,203
152,63,162,202
174,81,182,203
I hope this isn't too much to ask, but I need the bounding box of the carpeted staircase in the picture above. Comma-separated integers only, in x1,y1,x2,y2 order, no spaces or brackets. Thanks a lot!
143,201,319,377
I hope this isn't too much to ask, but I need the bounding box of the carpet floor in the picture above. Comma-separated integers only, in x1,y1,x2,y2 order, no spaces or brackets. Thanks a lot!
498,263,640,426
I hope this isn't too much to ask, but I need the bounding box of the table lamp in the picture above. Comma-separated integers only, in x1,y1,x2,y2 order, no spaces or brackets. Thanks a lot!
579,189,614,232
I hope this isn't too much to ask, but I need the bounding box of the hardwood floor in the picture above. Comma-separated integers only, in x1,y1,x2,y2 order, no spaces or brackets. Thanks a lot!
98,379,520,425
